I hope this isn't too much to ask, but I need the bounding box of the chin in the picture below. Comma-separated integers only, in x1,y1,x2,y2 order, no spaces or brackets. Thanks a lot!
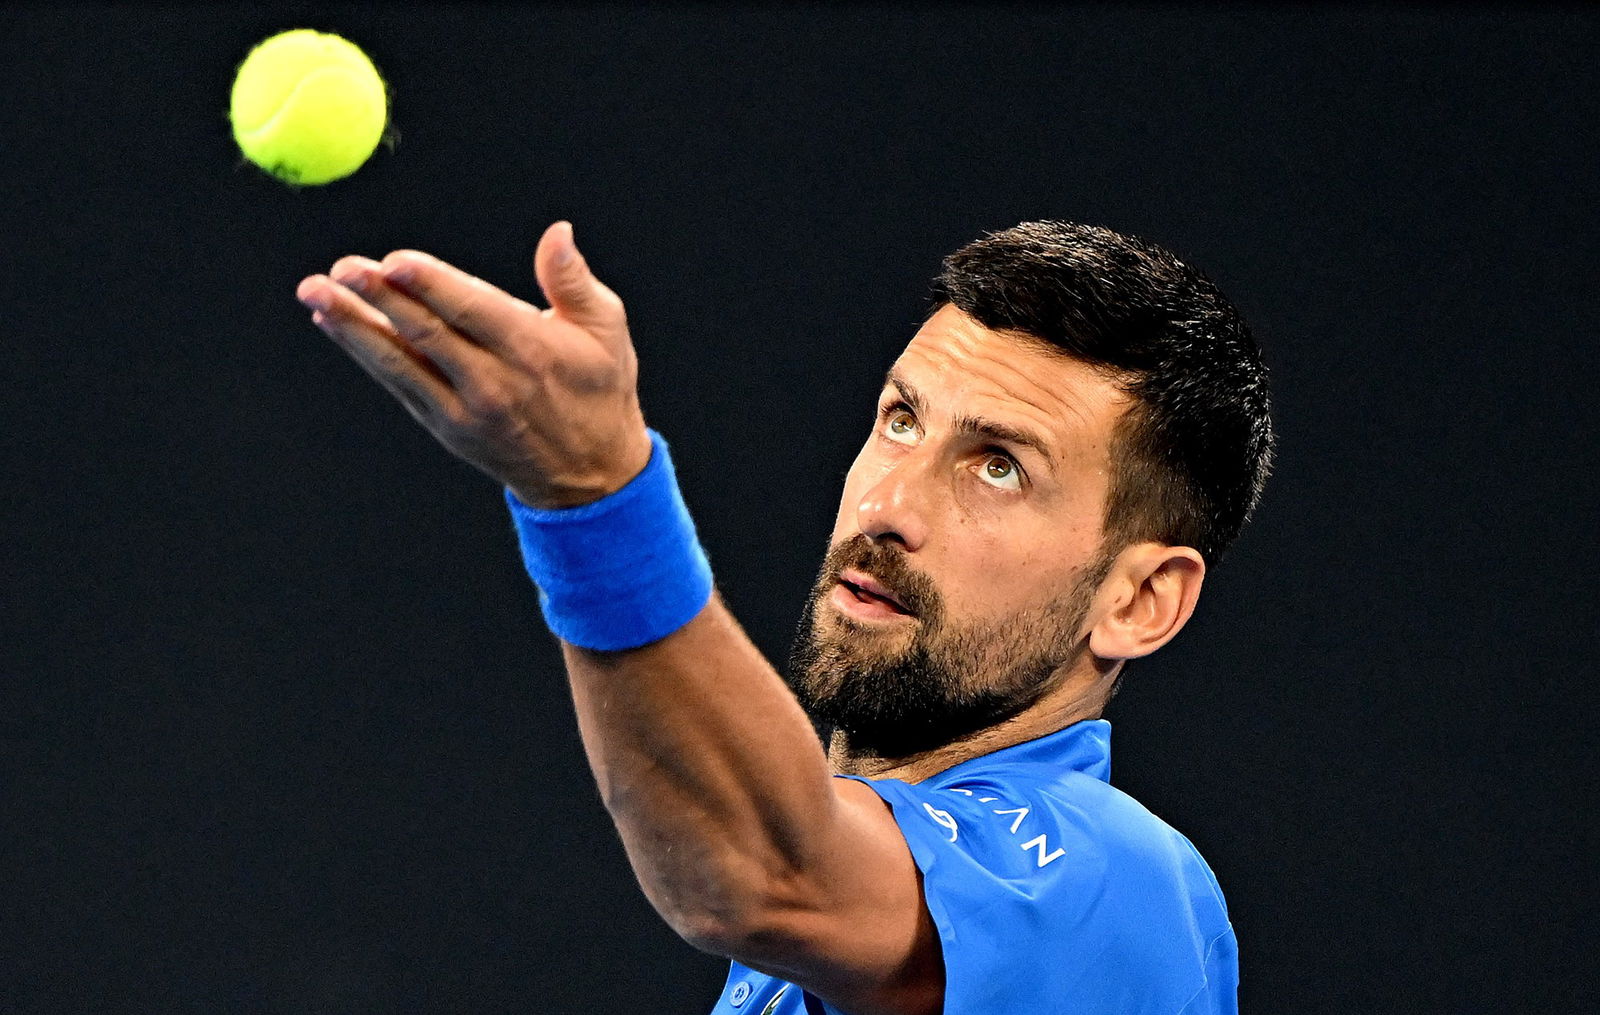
822,616,916,660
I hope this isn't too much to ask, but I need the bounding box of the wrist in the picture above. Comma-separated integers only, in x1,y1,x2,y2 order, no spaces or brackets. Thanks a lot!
504,429,713,651
506,426,655,510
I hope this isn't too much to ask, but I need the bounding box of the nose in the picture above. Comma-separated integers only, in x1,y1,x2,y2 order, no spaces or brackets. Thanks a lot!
854,454,931,552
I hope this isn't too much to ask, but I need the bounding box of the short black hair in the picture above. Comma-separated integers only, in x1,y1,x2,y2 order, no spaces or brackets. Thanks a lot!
931,221,1273,566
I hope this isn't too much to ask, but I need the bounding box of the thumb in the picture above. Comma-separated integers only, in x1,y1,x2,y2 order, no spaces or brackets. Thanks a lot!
534,221,621,328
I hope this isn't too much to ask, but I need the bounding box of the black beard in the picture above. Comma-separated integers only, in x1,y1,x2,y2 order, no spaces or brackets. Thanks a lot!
785,534,1104,760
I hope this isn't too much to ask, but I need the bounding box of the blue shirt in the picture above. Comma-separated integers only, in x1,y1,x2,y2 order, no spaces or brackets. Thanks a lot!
708,719,1237,1014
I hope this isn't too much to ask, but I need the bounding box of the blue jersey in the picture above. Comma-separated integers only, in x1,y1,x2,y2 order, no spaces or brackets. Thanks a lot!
708,719,1237,1014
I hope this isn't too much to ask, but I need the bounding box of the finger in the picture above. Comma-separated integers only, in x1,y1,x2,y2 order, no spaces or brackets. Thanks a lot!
533,221,627,342
329,256,503,389
297,275,464,421
375,250,541,357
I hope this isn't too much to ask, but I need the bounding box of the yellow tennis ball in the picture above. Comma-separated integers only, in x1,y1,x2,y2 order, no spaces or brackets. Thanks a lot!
230,29,388,185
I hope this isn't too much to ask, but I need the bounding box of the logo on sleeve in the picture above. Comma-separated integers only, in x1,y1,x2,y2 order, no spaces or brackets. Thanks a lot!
945,787,1067,867
922,803,959,841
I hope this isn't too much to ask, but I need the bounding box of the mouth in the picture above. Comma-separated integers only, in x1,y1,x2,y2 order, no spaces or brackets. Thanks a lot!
833,568,915,620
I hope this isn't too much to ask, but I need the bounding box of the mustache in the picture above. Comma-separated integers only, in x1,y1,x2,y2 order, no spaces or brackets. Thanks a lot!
819,534,942,621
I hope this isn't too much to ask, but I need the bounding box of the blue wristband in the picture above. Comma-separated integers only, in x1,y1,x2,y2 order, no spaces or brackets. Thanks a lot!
503,430,713,651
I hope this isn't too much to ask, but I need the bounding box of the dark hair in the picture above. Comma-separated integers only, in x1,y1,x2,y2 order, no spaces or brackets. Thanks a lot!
931,221,1274,566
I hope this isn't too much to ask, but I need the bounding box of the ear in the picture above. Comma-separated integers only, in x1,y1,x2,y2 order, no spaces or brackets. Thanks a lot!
1087,543,1206,661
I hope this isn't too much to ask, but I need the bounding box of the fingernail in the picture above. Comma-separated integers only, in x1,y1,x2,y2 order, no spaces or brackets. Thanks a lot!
300,288,330,312
555,222,576,267
332,268,366,292
385,262,417,285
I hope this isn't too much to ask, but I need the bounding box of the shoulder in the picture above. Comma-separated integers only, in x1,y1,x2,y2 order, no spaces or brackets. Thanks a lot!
843,762,1236,1012
849,755,1231,943
891,763,1218,886
839,740,1238,1012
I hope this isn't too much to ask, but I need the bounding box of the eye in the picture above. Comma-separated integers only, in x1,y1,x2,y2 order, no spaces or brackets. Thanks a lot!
979,454,1022,491
882,406,919,445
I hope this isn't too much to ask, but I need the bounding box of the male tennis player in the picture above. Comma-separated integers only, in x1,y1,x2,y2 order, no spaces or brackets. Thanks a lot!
296,219,1271,1014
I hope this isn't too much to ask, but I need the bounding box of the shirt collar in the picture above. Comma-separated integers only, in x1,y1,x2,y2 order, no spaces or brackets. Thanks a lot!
928,718,1112,785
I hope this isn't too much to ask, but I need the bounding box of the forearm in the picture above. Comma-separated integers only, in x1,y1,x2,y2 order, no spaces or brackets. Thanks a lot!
560,594,840,947
299,228,937,1011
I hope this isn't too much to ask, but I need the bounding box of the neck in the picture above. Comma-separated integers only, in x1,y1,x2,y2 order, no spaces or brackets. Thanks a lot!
827,658,1120,783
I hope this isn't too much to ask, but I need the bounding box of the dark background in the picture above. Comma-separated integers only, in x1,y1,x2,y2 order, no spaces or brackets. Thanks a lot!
3,3,1595,1012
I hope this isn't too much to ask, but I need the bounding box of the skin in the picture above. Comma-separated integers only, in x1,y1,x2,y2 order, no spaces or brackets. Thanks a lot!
295,223,1206,1015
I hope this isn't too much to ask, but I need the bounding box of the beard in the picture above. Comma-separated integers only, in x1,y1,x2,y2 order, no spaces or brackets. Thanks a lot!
785,533,1111,759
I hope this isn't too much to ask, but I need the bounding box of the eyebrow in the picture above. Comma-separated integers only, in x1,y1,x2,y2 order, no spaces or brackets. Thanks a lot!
884,371,1056,464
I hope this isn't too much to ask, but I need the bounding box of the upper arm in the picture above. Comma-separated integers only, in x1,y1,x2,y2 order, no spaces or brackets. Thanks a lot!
714,779,944,1015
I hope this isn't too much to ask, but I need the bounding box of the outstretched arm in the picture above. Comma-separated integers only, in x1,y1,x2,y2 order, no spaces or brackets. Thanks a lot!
295,224,941,1015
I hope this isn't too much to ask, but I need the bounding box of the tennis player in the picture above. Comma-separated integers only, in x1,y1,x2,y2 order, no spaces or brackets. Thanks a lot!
296,219,1272,1014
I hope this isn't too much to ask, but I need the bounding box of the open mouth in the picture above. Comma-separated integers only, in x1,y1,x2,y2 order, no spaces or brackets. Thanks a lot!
838,569,913,615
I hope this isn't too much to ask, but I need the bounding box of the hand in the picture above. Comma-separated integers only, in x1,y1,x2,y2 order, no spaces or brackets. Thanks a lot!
295,221,653,508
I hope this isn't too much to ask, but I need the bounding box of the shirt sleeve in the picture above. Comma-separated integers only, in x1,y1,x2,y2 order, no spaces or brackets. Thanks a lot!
839,772,1234,1014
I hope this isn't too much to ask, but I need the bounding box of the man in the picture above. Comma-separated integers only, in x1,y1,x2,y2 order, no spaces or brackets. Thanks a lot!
296,218,1272,1014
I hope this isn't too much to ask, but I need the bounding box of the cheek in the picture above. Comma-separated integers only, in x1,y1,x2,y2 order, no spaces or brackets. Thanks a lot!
936,528,1087,624
937,536,1026,612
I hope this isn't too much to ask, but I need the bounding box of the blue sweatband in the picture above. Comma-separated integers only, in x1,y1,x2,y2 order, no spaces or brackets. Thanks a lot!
503,429,713,651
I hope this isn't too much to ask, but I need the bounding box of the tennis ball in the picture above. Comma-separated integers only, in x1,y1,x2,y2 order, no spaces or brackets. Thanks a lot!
230,29,388,185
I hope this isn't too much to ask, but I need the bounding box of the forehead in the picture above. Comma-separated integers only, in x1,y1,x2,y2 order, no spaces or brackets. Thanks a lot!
889,305,1131,466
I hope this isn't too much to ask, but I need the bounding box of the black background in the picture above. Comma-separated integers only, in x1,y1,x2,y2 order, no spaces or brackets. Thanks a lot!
3,4,1596,1012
